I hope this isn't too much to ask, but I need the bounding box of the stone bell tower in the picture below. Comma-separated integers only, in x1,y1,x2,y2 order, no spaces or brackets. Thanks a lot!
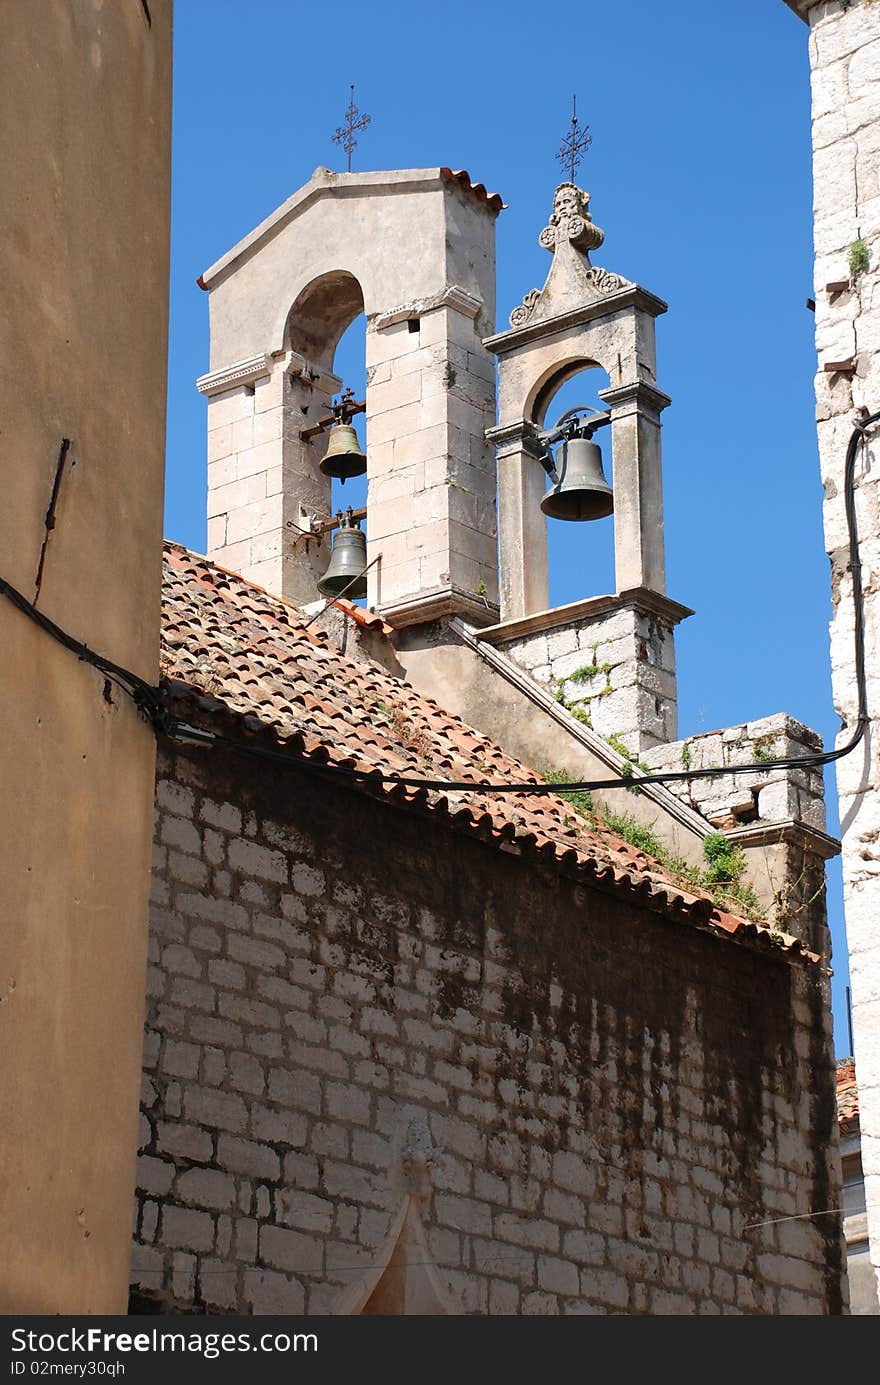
481,181,692,754
196,167,502,627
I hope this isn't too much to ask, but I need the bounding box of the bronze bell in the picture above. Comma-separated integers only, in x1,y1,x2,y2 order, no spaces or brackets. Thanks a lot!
540,435,613,522
320,421,367,481
317,512,368,599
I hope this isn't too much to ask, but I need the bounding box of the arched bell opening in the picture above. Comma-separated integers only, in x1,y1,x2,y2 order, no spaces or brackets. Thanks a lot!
528,358,615,607
285,269,364,372
284,271,369,604
330,310,368,518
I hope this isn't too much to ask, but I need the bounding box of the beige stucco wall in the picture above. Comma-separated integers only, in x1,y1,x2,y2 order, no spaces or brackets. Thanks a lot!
0,0,172,1312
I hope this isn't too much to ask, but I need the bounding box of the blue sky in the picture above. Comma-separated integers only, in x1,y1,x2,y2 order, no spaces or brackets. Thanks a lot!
165,1,852,1047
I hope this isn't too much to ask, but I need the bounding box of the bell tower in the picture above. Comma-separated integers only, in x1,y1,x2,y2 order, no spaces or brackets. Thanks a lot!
196,167,502,628
481,181,691,754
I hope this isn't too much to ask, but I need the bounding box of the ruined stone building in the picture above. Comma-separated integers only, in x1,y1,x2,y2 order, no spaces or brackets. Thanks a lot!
783,0,880,1312
128,164,849,1314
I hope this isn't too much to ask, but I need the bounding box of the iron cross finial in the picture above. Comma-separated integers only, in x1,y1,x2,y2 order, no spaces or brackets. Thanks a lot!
556,94,592,184
332,83,371,173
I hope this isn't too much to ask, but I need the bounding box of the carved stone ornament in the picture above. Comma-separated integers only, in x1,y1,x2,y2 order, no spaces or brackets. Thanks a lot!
509,289,542,329
539,182,604,254
507,183,631,327
587,265,630,295
400,1118,441,1202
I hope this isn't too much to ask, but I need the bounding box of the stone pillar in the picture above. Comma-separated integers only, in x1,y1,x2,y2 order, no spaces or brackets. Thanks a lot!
365,289,498,626
488,422,549,619
599,381,670,596
200,352,341,601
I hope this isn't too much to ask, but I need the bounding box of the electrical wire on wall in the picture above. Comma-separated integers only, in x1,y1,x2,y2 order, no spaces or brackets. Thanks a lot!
3,412,878,798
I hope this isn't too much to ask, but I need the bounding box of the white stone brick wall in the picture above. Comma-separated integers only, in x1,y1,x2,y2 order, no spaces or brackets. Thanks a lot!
365,304,498,620
131,746,845,1315
642,713,826,832
204,362,338,600
804,0,880,1307
499,604,677,755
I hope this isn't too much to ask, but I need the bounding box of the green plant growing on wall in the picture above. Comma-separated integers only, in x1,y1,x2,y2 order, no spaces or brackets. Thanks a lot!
849,237,870,278
753,734,776,764
553,680,595,728
603,733,650,794
702,831,746,884
476,579,488,597
596,812,762,922
569,660,613,684
602,810,666,858
543,769,595,821
681,740,692,771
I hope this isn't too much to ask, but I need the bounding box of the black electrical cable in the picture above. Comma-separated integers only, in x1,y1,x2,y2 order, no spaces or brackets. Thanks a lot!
0,573,173,731
3,413,878,799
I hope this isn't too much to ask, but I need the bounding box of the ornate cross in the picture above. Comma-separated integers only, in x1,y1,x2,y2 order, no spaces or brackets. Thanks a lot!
332,84,371,173
556,94,592,184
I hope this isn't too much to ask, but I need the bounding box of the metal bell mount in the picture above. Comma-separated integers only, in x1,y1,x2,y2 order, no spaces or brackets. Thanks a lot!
319,386,367,481
538,405,613,522
317,509,368,599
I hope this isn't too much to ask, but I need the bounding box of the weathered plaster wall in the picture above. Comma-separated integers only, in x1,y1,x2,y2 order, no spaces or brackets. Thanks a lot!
798,0,880,1306
131,744,845,1315
0,2,172,1312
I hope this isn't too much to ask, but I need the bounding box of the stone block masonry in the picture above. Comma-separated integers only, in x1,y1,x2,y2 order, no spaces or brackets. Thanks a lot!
801,0,880,1307
642,714,826,835
489,594,685,756
133,743,845,1314
643,713,835,956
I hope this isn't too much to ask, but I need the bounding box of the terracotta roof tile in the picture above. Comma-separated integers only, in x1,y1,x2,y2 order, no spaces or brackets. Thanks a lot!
159,541,816,966
440,167,506,214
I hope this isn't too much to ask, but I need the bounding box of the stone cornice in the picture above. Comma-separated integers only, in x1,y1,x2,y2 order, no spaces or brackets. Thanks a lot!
474,588,693,645
484,419,545,457
484,284,668,356
196,351,342,399
372,285,482,332
598,380,672,414
378,585,500,630
726,819,841,860
196,354,272,397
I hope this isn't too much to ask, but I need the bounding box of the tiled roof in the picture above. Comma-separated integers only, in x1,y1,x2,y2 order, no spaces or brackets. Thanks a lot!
837,1059,859,1137
440,168,506,214
159,541,816,966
